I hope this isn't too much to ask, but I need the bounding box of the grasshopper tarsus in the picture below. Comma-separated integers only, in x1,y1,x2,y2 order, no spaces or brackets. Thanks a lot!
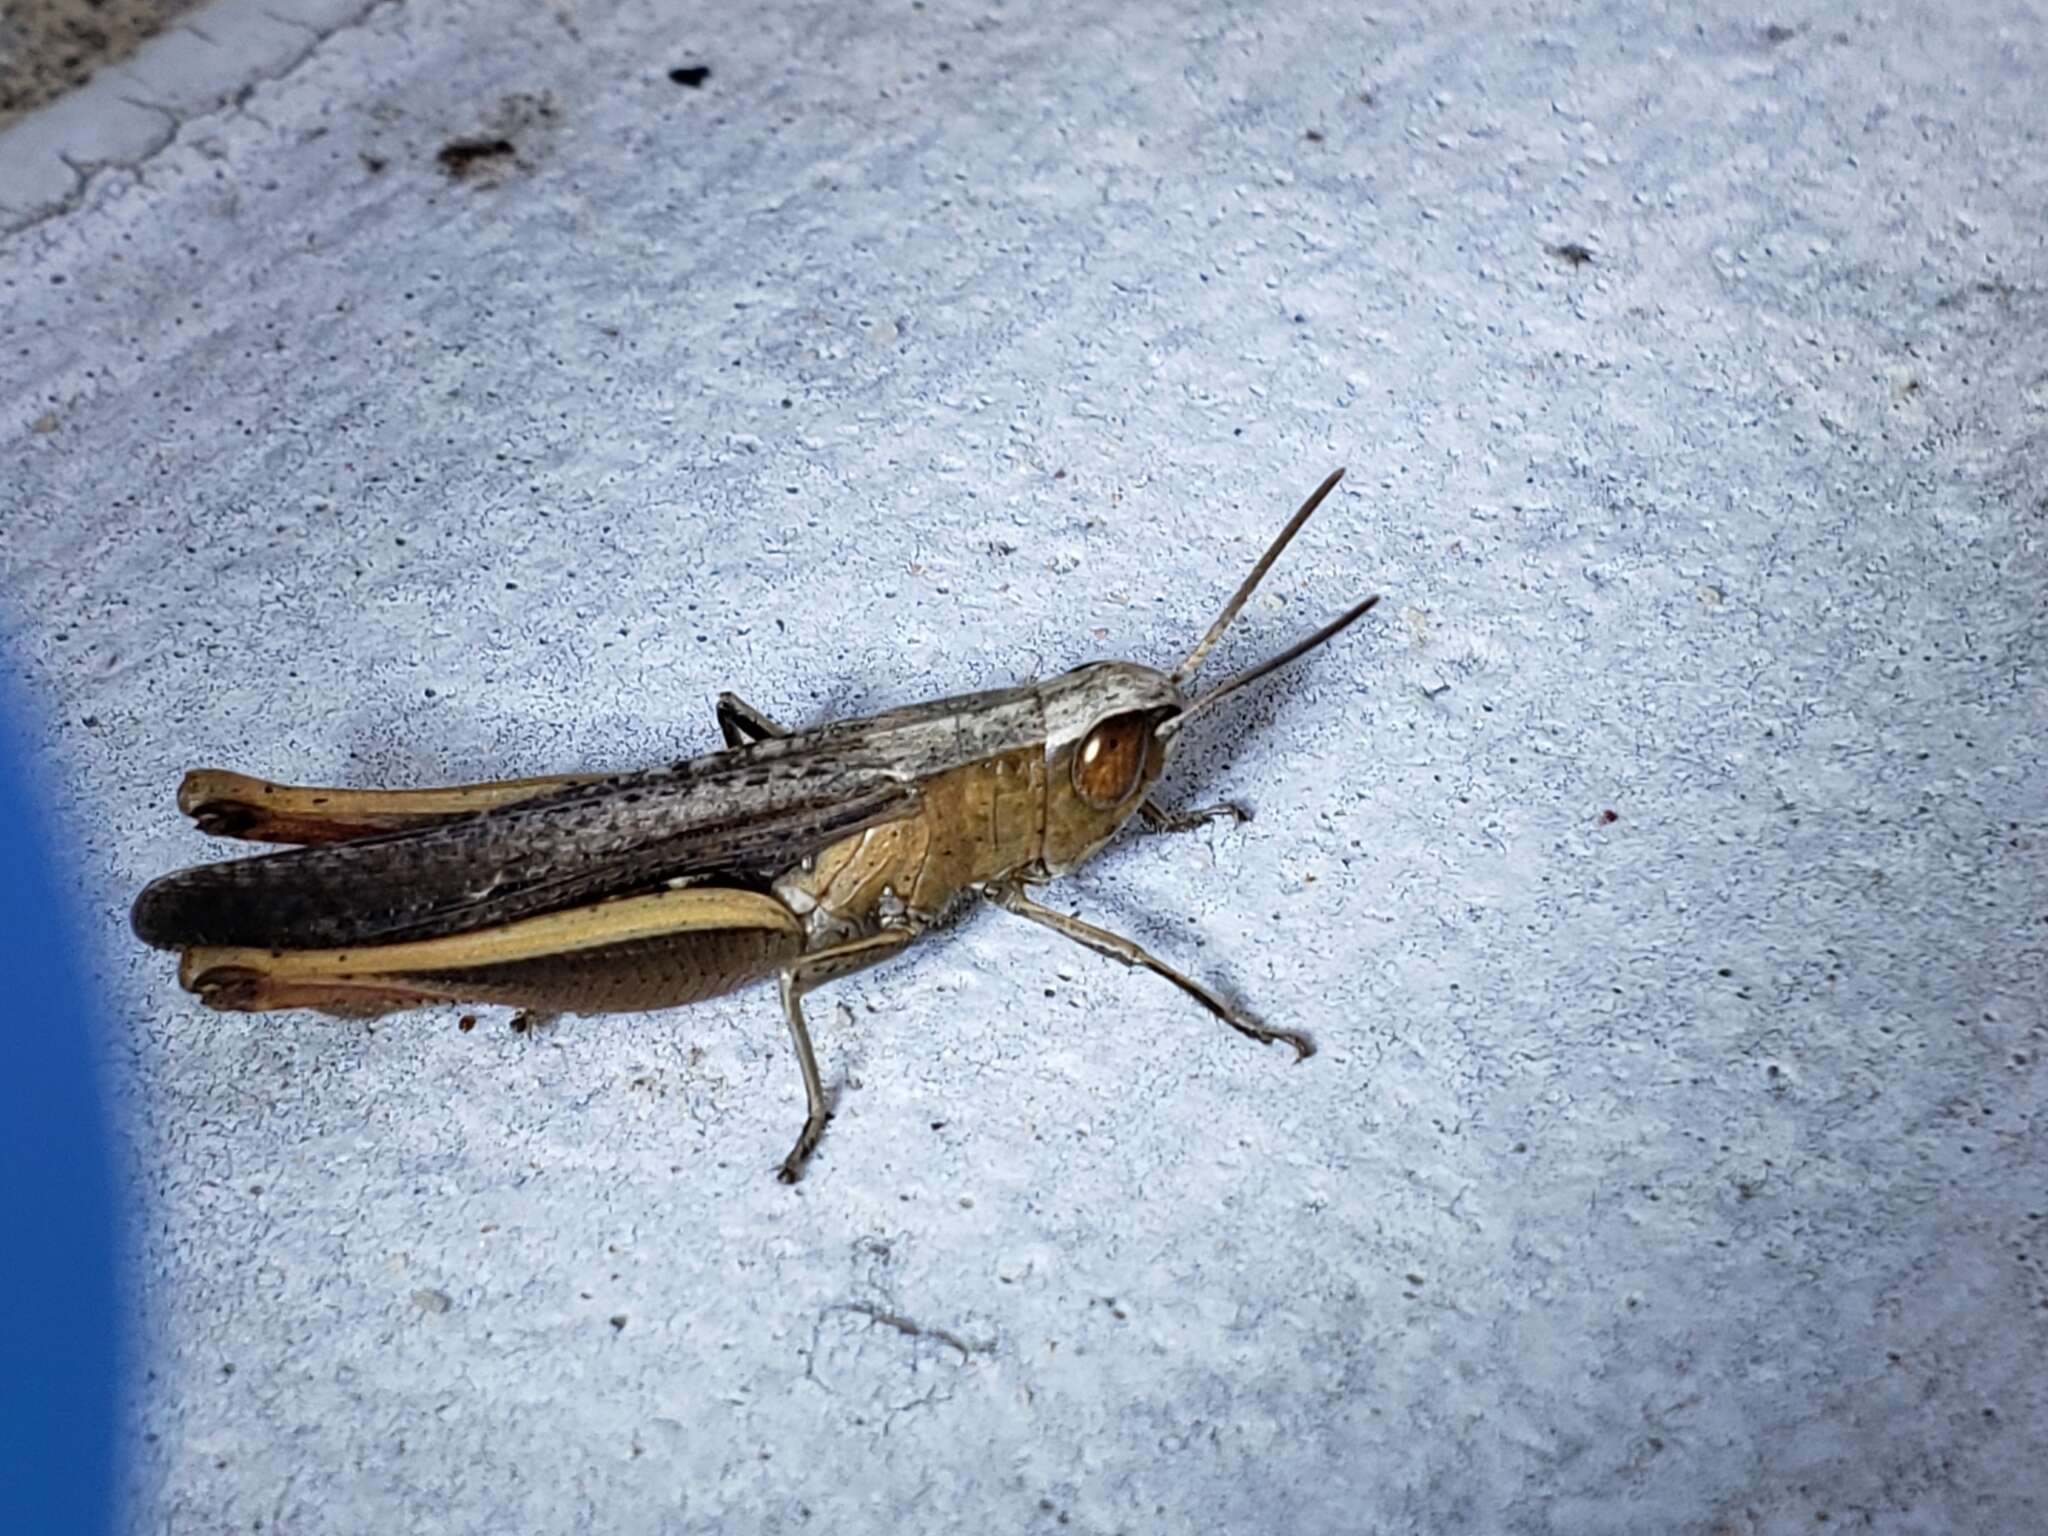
1138,798,1253,834
1242,1021,1316,1061
776,1110,832,1183
1203,990,1314,1059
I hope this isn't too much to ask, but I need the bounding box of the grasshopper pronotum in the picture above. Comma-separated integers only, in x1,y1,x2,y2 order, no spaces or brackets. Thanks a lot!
133,469,1379,1180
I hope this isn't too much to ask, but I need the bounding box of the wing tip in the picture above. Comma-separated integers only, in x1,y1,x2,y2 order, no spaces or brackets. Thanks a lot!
130,874,194,950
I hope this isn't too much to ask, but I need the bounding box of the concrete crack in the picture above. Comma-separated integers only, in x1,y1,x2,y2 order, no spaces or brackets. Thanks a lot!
1,0,401,242
833,1300,993,1359
260,8,324,38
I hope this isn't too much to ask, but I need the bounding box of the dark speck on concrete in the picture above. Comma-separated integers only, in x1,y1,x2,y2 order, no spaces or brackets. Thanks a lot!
437,137,516,178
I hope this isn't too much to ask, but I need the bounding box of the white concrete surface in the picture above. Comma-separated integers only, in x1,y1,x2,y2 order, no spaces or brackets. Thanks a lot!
3,0,2043,1531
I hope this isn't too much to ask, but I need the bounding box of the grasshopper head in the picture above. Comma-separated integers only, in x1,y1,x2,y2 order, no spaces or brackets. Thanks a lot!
1038,468,1380,874
1039,661,1185,872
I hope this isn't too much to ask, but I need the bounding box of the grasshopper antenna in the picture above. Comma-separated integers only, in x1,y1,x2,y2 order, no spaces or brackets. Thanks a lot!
1159,594,1381,739
1172,467,1348,686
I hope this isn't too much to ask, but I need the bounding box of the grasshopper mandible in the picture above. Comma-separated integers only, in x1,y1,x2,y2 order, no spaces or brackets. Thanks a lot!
132,469,1379,1181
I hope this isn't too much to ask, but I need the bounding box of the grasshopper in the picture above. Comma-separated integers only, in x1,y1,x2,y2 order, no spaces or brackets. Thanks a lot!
132,469,1379,1181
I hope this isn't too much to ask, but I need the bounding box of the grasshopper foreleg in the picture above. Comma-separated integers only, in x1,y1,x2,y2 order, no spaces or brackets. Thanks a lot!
983,882,1313,1060
716,692,791,748
1138,799,1252,834
775,926,918,1183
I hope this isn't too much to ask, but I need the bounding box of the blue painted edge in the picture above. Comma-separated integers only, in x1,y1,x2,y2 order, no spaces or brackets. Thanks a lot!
0,658,123,1531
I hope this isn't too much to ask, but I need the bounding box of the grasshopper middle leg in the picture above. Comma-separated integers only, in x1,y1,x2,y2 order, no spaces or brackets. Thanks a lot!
717,692,791,748
983,881,1313,1059
775,926,917,1183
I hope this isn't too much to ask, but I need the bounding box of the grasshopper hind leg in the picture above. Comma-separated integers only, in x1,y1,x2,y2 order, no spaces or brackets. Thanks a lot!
179,890,807,1018
174,767,604,845
174,887,925,1185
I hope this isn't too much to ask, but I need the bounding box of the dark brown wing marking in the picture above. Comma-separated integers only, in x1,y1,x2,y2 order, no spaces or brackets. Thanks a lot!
133,761,914,950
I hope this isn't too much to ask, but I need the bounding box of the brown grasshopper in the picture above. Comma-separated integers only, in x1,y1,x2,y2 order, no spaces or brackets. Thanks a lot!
132,469,1379,1181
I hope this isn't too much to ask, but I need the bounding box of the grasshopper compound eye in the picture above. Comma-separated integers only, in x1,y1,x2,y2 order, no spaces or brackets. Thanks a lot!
1072,712,1152,810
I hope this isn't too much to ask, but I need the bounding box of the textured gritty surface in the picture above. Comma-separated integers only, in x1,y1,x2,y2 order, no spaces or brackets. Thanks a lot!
3,1,2045,1531
0,0,207,128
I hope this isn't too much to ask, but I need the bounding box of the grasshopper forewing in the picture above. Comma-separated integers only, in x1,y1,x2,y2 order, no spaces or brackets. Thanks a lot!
133,469,1381,1181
